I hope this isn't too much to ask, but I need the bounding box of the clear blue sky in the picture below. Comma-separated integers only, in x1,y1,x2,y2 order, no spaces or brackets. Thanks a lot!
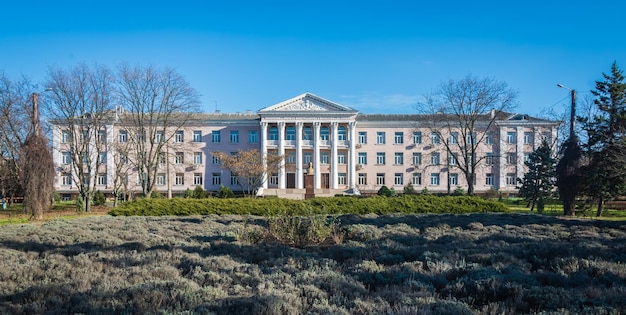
1,1,624,116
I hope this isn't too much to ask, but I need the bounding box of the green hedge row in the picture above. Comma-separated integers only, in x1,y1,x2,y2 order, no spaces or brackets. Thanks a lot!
108,195,508,216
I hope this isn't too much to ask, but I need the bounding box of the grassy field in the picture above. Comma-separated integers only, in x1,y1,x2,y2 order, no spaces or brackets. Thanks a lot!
0,212,625,314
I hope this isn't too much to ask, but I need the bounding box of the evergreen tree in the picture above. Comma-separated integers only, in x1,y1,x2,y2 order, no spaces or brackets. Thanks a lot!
579,62,626,216
517,140,556,212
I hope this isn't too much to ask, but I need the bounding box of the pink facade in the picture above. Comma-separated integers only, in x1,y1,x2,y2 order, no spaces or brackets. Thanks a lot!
51,93,559,199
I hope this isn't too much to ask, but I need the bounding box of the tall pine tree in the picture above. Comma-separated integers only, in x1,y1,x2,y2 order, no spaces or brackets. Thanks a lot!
518,140,557,212
579,62,626,216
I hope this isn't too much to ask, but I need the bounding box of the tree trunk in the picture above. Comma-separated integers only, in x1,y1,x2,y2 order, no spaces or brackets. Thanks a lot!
563,200,575,216
596,198,604,217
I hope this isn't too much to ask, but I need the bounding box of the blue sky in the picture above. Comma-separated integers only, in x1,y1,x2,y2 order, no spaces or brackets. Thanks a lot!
1,1,624,116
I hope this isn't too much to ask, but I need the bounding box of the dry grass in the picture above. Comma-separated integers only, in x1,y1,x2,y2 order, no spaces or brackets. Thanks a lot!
0,213,625,314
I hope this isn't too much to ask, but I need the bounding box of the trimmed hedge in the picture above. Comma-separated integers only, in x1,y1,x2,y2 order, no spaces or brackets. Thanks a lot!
108,195,508,216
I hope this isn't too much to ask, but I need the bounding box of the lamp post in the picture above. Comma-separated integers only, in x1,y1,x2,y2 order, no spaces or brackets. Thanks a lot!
557,83,576,138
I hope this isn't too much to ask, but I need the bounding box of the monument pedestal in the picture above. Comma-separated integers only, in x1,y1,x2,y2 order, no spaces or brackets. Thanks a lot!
305,174,315,199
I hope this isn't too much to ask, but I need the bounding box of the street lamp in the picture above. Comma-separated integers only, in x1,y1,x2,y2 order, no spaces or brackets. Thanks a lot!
557,83,577,139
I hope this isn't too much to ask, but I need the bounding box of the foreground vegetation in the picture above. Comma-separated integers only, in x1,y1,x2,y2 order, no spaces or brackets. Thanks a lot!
1,213,625,314
109,195,508,216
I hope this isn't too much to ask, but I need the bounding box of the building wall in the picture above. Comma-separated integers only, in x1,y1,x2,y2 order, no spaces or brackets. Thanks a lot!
51,106,559,198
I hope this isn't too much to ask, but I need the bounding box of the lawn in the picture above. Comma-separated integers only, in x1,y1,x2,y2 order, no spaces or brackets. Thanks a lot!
0,213,625,314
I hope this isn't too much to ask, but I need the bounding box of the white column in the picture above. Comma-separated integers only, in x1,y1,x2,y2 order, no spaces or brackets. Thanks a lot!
331,121,339,189
516,126,524,186
260,122,268,191
278,122,286,189
313,122,321,189
348,121,358,192
498,126,507,190
106,125,114,190
296,121,303,189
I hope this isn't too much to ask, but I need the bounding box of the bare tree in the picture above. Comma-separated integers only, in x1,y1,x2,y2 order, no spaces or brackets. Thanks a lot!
44,63,115,212
20,132,55,220
418,74,517,195
0,72,37,203
116,64,200,198
212,149,283,197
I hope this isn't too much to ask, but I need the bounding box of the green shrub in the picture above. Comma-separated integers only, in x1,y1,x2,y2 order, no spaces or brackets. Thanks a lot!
109,195,508,217
403,183,418,194
216,185,235,198
92,190,106,206
452,186,465,196
267,213,341,247
191,185,208,199
377,185,395,197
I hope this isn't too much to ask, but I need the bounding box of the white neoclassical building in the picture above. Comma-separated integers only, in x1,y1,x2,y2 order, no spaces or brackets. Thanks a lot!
51,92,560,199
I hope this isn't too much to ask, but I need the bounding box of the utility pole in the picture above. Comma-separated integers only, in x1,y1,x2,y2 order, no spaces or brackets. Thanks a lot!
569,89,576,139
32,93,40,136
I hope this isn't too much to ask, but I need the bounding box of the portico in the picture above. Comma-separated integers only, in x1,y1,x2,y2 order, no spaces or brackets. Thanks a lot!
258,93,359,197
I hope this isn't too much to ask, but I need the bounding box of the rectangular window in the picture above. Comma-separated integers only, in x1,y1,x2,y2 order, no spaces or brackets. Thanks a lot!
524,132,533,145
248,130,258,143
212,155,221,165
230,174,238,186
486,174,494,186
175,130,184,143
449,173,458,186
486,153,494,165
98,152,107,164
118,130,128,143
98,130,107,143
523,153,530,163
394,173,403,185
431,152,440,165
465,132,476,145
485,133,494,145
212,130,221,143
358,132,367,144
376,132,386,144
136,130,145,143
358,173,367,185
431,133,440,145
156,131,164,143
413,131,422,144
412,152,422,165
449,132,458,144
541,132,551,144
156,173,166,186
430,173,440,185
175,152,184,164
376,173,385,185
62,130,71,143
507,131,516,144
412,173,422,185
449,153,458,166
230,130,239,143
394,152,404,165
193,152,203,165
394,132,404,144
287,152,296,164
320,152,329,164
506,173,516,186
270,173,279,185
97,174,107,186
158,152,166,166
175,173,184,186
61,175,72,186
376,152,385,165
507,153,516,165
80,130,89,142
212,173,221,185
193,130,202,142
304,152,312,164
337,152,346,164
358,152,367,165
194,173,203,186
62,152,72,165
338,173,347,185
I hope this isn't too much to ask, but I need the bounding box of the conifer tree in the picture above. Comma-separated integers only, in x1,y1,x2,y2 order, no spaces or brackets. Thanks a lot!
517,140,556,212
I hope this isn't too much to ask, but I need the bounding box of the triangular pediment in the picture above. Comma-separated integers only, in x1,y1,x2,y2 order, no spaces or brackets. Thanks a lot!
258,93,357,113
